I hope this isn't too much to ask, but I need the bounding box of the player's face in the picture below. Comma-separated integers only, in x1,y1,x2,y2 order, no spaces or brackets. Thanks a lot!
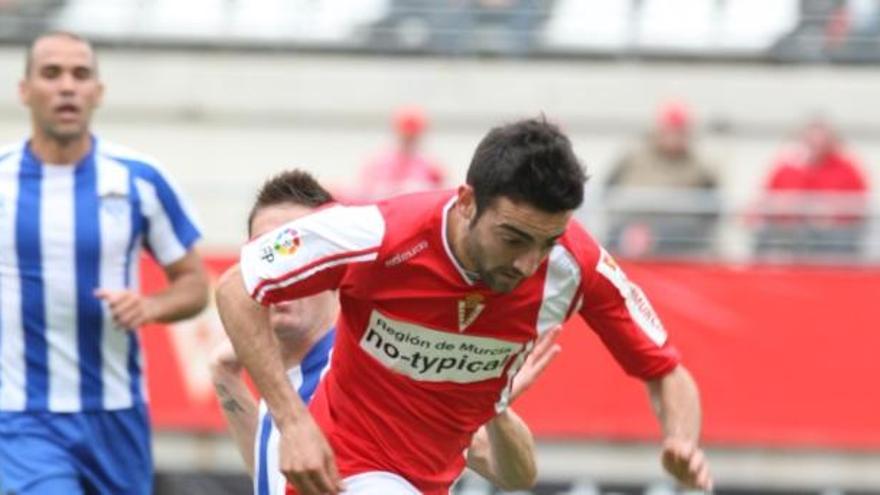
803,122,834,159
464,194,571,293
655,126,689,156
19,36,103,144
251,203,336,339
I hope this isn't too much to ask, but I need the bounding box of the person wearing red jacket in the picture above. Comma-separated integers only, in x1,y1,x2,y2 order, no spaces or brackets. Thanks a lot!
758,118,869,256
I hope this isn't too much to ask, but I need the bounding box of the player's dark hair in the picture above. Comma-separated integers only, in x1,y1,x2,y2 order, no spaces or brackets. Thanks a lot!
466,117,587,218
247,169,334,236
25,31,96,77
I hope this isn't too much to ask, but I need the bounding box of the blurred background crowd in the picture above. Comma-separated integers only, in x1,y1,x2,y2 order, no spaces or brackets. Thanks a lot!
1,1,879,494
4,0,877,264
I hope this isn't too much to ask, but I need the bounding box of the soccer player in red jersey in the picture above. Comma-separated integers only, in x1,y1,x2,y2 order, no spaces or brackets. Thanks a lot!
211,169,555,494
217,118,713,494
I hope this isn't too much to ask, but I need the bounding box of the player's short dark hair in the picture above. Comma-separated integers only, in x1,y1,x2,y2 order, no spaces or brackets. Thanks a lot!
247,169,334,236
25,31,96,77
466,117,587,217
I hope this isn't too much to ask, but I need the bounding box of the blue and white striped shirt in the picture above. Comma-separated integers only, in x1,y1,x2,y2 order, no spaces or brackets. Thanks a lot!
0,137,201,412
255,328,335,495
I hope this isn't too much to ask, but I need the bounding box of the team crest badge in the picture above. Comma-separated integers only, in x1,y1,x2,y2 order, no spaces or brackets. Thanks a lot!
600,249,620,272
457,293,485,331
273,227,301,256
99,192,129,217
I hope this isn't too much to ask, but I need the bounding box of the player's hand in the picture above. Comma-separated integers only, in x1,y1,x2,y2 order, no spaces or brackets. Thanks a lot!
94,289,157,330
510,326,562,402
279,416,344,495
661,437,713,492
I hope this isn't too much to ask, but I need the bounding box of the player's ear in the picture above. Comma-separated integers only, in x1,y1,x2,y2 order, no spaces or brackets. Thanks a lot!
456,185,477,223
95,80,105,108
19,78,31,106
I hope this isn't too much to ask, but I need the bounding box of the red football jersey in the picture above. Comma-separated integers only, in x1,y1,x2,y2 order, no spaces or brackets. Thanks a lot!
241,190,679,494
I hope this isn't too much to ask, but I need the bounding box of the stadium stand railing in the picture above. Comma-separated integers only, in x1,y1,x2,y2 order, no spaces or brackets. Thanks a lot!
587,188,878,265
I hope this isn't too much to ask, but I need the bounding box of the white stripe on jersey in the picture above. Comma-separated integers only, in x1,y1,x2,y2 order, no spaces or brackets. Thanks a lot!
492,246,582,413
100,139,200,268
0,150,26,410
128,257,149,405
241,204,385,303
133,177,180,265
536,245,582,334
254,367,304,495
595,248,667,346
97,141,202,224
41,165,81,411
254,252,378,303
494,340,534,414
0,138,200,412
96,155,136,409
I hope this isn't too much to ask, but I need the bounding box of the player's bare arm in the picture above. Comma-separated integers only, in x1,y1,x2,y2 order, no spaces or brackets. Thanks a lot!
209,338,260,475
647,364,713,491
215,265,343,495
466,408,537,490
510,326,562,402
465,326,561,489
96,249,209,329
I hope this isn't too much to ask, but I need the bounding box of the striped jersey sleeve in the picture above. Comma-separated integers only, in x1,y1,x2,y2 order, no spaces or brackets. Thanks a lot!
100,141,201,266
241,204,385,305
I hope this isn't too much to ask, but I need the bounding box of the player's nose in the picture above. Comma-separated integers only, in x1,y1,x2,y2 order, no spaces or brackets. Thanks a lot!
57,72,77,92
512,249,543,277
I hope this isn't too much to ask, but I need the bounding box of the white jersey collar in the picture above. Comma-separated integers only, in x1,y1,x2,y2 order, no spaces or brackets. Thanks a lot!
441,196,478,286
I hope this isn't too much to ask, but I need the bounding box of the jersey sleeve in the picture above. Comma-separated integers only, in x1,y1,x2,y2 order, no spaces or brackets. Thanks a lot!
240,204,385,305
132,163,202,266
566,223,680,380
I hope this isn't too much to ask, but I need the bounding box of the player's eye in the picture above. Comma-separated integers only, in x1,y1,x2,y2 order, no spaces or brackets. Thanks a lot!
73,67,93,80
40,66,61,79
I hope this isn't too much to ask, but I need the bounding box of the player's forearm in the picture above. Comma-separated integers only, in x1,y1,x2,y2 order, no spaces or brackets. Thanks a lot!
647,364,702,443
468,409,537,490
212,366,260,475
148,268,210,323
215,266,310,430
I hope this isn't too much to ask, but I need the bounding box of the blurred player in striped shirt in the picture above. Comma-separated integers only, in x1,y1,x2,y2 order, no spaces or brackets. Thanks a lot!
0,32,209,494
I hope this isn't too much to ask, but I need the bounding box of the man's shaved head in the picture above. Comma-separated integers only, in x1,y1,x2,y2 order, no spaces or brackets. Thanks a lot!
25,31,96,78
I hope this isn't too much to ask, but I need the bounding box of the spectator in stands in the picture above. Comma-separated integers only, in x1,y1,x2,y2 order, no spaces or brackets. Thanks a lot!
352,105,446,201
604,101,720,258
755,117,869,257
